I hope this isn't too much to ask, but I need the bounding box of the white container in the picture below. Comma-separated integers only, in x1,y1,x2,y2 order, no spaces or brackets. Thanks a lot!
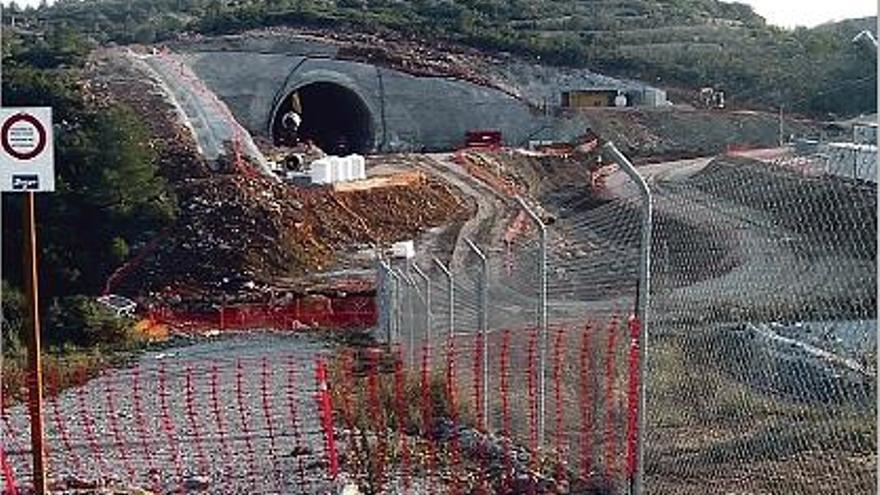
337,156,350,182
328,157,340,183
350,154,367,180
335,156,348,183
346,157,358,183
310,158,333,184
390,241,415,259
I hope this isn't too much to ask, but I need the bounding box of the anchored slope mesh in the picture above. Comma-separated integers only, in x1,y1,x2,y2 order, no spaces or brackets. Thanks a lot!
645,155,876,494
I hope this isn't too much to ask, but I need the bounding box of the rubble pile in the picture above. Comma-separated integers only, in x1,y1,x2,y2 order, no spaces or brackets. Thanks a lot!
119,171,464,297
321,179,465,243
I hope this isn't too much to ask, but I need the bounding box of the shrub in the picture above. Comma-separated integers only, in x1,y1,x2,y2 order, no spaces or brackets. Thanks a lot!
46,295,139,349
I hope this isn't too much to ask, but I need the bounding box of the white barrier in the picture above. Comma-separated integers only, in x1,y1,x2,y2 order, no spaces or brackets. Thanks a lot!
310,158,333,184
308,154,367,185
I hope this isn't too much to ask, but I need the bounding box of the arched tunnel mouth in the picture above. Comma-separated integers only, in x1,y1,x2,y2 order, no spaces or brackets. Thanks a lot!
272,82,374,155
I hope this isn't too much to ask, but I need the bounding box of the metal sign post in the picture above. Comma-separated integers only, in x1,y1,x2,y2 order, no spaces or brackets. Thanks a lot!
0,107,55,495
22,192,45,494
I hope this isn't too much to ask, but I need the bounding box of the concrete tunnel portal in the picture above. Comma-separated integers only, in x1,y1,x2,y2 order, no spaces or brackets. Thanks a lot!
271,81,375,155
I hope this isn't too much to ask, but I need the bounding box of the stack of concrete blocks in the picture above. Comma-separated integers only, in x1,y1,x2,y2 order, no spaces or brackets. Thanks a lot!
309,154,367,185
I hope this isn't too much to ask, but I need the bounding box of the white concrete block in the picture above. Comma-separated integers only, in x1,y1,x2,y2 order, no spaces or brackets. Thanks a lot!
391,240,415,259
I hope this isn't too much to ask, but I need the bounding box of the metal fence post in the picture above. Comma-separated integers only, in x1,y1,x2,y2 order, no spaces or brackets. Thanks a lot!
394,268,404,347
465,238,489,430
602,142,653,495
397,268,419,368
377,260,394,347
433,258,454,341
412,263,432,358
388,262,402,347
516,196,548,448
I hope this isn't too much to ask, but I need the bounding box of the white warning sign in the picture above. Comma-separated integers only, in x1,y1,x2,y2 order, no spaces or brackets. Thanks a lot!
0,108,55,192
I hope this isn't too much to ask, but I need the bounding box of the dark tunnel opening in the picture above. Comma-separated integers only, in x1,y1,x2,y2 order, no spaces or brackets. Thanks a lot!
272,82,374,155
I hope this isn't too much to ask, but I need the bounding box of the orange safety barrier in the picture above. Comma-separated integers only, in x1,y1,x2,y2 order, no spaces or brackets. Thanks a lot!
147,296,377,333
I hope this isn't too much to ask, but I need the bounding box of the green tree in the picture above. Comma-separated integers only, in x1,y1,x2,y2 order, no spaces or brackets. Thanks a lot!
3,32,177,298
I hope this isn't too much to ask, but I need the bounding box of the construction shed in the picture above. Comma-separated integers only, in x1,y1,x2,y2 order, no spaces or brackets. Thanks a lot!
562,89,622,108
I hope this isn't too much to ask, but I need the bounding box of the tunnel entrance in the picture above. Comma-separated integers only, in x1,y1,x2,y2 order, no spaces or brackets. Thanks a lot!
272,82,374,155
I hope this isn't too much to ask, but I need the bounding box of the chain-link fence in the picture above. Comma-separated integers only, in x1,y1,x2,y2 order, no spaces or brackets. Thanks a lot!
377,142,876,495
645,152,876,494
376,143,649,493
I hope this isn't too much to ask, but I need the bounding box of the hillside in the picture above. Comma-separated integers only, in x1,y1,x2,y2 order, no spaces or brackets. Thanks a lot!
6,0,877,118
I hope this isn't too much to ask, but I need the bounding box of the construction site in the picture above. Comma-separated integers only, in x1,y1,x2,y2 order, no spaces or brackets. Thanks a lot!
1,23,876,495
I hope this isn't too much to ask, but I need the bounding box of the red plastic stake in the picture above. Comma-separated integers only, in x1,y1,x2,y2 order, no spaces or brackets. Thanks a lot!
626,316,642,480
473,331,484,432
0,445,19,495
235,359,258,488
209,363,232,473
445,334,462,495
315,358,339,479
579,324,594,480
366,350,386,485
0,400,20,495
46,367,81,475
420,345,436,473
76,365,108,479
393,347,411,490
604,316,620,479
474,331,490,490
500,329,513,491
158,362,184,487
131,366,158,490
527,328,539,471
184,364,209,475
554,327,566,484
260,357,281,484
104,370,136,482
285,356,310,493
